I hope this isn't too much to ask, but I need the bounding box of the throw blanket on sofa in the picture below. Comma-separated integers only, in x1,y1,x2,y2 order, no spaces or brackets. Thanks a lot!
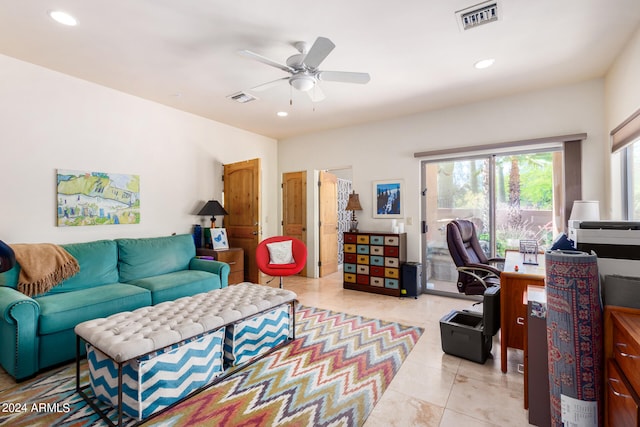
10,244,80,297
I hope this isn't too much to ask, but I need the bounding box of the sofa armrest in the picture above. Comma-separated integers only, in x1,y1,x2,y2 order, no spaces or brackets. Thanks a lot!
189,258,230,288
0,286,40,380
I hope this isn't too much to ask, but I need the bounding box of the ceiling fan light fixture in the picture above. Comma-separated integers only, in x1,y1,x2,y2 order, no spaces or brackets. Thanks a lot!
289,74,315,92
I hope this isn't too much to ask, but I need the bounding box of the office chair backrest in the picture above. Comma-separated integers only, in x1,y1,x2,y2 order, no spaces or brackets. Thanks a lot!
446,219,489,267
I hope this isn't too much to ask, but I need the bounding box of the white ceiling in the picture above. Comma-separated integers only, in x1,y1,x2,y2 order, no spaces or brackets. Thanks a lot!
1,1,639,140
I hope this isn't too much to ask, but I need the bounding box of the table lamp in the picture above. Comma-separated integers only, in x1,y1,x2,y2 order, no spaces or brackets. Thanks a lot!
569,200,600,222
197,200,229,228
345,191,363,232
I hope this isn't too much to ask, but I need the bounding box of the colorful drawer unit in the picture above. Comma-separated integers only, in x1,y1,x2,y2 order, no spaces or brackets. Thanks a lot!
342,231,406,296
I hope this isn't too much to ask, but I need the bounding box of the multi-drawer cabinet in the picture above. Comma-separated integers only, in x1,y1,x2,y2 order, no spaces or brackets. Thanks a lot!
343,231,406,296
196,247,245,285
605,308,640,427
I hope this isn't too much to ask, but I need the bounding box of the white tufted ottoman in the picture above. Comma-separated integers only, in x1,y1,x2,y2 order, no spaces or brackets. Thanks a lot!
74,283,297,425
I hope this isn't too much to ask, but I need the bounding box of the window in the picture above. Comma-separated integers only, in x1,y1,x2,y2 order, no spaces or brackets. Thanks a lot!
611,107,640,219
621,137,640,219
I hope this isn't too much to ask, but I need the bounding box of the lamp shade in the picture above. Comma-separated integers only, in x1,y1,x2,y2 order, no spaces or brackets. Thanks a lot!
569,200,600,221
197,200,228,217
345,192,363,211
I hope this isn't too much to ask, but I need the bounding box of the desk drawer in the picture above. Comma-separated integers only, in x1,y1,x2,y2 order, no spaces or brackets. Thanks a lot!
613,314,640,393
607,359,640,427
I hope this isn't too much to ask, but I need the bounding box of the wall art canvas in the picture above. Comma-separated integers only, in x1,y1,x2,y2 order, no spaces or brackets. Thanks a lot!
57,169,140,227
373,180,404,218
211,228,229,249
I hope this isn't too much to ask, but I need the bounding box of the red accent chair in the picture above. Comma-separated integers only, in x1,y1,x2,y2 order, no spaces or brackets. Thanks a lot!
256,236,307,288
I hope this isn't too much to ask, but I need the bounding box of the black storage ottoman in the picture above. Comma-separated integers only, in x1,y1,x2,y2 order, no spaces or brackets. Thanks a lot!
439,310,492,363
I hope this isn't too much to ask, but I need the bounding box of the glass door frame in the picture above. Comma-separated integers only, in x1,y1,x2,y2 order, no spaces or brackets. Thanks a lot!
420,146,563,298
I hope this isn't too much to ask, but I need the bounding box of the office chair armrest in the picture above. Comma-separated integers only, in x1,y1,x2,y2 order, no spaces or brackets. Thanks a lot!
462,263,501,277
456,267,497,290
487,257,505,264
457,266,501,290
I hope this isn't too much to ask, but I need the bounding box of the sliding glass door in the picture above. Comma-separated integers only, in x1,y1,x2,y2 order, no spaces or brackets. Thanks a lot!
421,149,561,296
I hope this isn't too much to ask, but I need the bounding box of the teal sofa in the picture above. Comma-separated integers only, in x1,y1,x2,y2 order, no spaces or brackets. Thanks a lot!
0,234,230,381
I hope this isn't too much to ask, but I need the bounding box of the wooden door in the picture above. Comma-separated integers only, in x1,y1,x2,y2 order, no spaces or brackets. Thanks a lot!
319,171,338,277
282,171,307,276
224,158,260,283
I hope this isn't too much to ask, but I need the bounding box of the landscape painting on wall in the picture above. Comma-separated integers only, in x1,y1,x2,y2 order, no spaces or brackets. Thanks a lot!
57,169,140,227
373,179,403,218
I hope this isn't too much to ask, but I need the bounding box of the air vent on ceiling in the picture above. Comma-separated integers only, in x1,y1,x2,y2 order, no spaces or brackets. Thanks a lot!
227,91,258,104
455,1,500,31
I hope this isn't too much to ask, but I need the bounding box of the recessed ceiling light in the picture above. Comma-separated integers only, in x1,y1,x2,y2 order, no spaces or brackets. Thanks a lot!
474,58,495,69
48,10,77,26
277,111,288,117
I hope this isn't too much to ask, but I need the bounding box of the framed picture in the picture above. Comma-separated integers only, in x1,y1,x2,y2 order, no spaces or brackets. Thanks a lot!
373,180,404,218
57,169,140,227
211,228,229,249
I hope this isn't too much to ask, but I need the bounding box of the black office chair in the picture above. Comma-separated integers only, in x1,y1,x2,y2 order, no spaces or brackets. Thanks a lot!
446,219,504,295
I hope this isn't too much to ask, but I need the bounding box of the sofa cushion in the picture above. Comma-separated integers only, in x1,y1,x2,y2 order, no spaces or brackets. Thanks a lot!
117,234,195,282
126,270,221,305
36,283,151,335
43,240,120,294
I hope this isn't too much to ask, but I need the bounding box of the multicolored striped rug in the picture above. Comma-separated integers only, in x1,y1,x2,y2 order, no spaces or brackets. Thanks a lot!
0,305,422,426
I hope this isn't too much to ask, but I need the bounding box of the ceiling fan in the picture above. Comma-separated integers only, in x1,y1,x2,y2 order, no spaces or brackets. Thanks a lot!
238,36,370,102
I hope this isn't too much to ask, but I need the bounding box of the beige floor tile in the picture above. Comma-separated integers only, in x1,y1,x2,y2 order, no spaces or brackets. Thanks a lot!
439,408,500,427
364,389,444,427
389,358,457,407
446,373,529,425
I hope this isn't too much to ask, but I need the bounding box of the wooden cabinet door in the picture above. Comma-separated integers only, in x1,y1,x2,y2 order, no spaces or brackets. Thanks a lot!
224,158,260,283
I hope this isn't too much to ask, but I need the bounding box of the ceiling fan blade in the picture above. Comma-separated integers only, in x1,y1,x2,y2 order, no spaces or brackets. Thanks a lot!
318,71,371,84
238,50,294,73
302,37,335,69
307,85,326,102
250,77,289,92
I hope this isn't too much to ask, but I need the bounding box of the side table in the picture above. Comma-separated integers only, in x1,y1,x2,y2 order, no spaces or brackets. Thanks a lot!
196,247,244,285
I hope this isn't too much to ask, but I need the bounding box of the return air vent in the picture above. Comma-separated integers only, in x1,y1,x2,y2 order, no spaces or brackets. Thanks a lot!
455,1,500,31
227,91,258,103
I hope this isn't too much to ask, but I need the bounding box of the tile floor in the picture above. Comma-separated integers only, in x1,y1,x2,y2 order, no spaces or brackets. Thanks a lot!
0,271,533,426
282,271,531,427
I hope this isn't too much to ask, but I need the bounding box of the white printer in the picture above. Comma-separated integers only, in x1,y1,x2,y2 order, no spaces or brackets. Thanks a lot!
567,220,640,277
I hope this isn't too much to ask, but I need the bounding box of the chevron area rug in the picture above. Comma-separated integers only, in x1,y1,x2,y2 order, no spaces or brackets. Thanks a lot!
0,305,423,427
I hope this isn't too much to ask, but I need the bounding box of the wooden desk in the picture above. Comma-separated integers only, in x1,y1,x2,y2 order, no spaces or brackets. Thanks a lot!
500,250,546,373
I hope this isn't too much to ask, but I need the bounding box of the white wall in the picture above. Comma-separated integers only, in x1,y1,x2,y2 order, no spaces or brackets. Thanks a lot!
0,54,278,244
278,80,607,265
605,26,640,219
